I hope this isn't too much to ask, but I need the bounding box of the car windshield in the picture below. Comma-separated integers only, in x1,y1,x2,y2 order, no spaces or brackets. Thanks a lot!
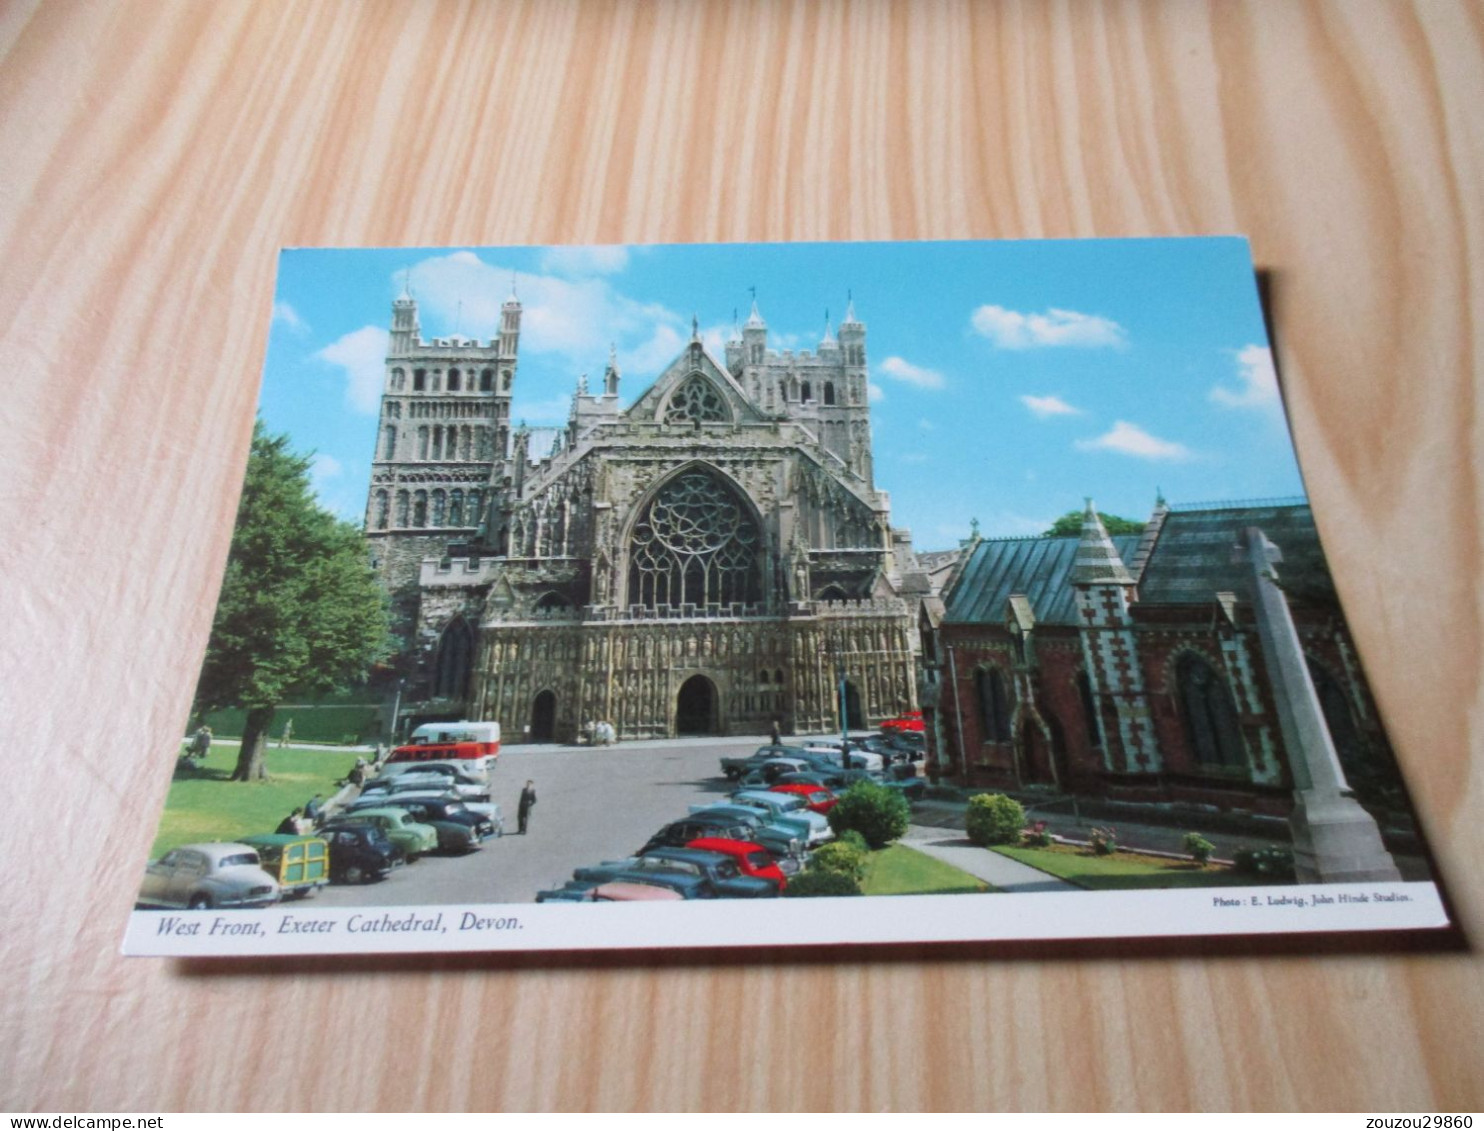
218,853,258,868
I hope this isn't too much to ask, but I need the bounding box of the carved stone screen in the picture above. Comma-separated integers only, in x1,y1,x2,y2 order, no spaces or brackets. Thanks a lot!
663,375,729,425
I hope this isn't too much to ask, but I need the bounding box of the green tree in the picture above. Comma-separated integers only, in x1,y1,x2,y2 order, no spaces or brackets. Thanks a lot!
826,781,910,849
193,422,390,781
1043,510,1145,537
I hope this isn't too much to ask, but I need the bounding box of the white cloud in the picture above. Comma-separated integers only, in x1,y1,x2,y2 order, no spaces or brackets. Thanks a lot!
1210,344,1280,410
510,395,575,426
1020,394,1082,418
868,382,885,403
272,301,308,334
407,251,682,371
539,245,630,277
970,305,1127,349
316,325,389,414
878,355,946,390
1075,420,1192,461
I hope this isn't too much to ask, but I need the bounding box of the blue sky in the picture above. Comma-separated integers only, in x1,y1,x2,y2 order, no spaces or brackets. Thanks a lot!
262,238,1305,548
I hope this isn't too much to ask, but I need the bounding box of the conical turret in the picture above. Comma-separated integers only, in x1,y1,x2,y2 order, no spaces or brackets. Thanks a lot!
1071,498,1134,585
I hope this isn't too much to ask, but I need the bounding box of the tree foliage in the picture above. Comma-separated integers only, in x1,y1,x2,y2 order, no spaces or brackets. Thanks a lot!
964,793,1026,847
193,422,389,780
1043,510,1145,537
826,781,910,849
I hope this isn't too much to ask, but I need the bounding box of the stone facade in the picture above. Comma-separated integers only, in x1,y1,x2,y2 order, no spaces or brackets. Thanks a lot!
365,292,927,741
919,500,1405,816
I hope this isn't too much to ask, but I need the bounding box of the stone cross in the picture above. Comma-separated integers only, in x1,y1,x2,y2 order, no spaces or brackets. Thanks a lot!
1235,527,1400,882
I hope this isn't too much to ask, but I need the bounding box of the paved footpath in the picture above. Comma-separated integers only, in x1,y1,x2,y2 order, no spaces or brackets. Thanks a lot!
901,825,1078,893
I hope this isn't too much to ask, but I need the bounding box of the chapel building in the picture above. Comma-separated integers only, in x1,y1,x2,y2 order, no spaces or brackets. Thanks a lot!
364,290,927,742
917,499,1408,816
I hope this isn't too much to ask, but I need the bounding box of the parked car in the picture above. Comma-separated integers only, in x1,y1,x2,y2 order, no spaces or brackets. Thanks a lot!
684,837,788,891
331,807,438,861
346,798,483,854
577,848,777,898
536,879,689,903
354,795,498,841
642,813,802,871
723,791,832,846
136,843,279,910
360,773,490,803
378,760,490,786
767,782,838,815
318,822,403,884
367,787,502,825
237,834,330,900
719,745,808,781
688,802,820,855
880,709,925,734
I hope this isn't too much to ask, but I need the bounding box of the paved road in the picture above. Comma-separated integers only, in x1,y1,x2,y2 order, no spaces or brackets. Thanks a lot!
310,735,760,907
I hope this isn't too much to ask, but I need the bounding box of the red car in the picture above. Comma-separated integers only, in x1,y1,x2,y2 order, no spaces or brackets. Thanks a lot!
880,709,925,734
768,782,838,815
686,837,788,891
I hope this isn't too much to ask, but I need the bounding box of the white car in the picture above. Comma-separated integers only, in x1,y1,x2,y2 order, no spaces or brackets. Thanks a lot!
137,843,280,910
730,790,834,845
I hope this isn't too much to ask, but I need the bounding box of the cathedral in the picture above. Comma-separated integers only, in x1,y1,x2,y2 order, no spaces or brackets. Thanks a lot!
364,288,926,742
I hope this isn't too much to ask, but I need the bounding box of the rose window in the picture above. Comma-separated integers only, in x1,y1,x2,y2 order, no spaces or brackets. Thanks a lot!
627,471,760,610
663,376,729,425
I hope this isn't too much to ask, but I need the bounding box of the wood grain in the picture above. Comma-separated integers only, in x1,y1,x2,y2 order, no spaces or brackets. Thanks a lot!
2,0,1481,1112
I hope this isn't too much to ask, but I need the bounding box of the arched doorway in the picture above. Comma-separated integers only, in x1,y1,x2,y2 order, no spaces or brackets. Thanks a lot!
1020,720,1056,786
840,680,865,731
675,675,718,735
530,690,557,743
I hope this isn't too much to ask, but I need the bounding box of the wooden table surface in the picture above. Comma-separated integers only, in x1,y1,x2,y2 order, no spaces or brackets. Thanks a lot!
3,0,1481,1112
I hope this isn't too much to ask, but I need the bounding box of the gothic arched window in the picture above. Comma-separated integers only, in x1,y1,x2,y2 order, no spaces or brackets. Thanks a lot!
663,376,729,425
373,490,389,529
413,368,427,392
1176,653,1247,773
417,426,429,459
382,425,397,459
447,368,461,392
431,489,447,527
394,490,409,527
976,667,1011,743
627,469,761,611
1077,670,1103,747
823,381,836,406
480,368,493,392
433,617,474,700
449,489,464,527
412,490,428,527
391,368,406,391
466,490,482,527
801,380,813,402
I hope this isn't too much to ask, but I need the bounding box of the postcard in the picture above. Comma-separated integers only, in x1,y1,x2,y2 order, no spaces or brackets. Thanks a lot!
123,238,1447,956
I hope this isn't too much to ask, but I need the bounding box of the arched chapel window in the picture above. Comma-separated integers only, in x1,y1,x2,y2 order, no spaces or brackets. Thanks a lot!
663,376,729,425
373,490,389,529
627,469,761,610
1176,654,1247,773
449,489,464,527
467,490,482,527
976,667,1011,743
823,381,836,406
413,490,428,527
395,490,409,527
431,489,447,527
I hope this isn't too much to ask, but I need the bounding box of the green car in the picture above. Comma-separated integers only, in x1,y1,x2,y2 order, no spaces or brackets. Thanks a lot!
343,808,439,861
238,834,330,899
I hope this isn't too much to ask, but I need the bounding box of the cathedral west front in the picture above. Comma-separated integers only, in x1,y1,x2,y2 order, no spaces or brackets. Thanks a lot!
364,286,929,742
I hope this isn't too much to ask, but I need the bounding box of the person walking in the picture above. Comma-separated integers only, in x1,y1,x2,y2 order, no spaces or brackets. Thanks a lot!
517,781,537,835
278,717,294,749
188,725,212,762
769,718,781,747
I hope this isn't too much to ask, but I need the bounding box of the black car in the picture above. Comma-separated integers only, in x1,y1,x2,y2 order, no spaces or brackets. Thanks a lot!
343,797,487,854
319,821,405,884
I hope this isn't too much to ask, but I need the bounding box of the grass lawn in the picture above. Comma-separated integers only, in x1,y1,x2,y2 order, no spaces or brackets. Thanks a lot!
861,844,992,895
992,843,1285,890
150,743,354,858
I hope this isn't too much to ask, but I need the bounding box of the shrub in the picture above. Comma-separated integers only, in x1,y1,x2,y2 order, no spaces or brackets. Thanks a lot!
1183,832,1216,865
1088,826,1119,855
783,870,862,898
837,829,869,853
964,793,1026,847
809,840,868,883
1233,846,1296,880
1023,819,1052,848
827,782,910,849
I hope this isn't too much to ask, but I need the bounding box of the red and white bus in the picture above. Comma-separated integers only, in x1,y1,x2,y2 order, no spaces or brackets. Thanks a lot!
386,721,500,775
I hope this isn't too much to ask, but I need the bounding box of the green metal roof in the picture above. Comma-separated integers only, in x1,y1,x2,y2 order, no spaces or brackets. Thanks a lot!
1138,503,1323,604
946,534,1141,625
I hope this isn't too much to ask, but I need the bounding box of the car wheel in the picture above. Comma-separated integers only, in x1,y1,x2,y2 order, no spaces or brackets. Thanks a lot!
188,894,211,910
343,864,366,885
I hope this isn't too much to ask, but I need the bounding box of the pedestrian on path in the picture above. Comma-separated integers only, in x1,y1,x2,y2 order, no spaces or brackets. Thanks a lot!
770,719,781,746
517,781,537,835
278,717,294,748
